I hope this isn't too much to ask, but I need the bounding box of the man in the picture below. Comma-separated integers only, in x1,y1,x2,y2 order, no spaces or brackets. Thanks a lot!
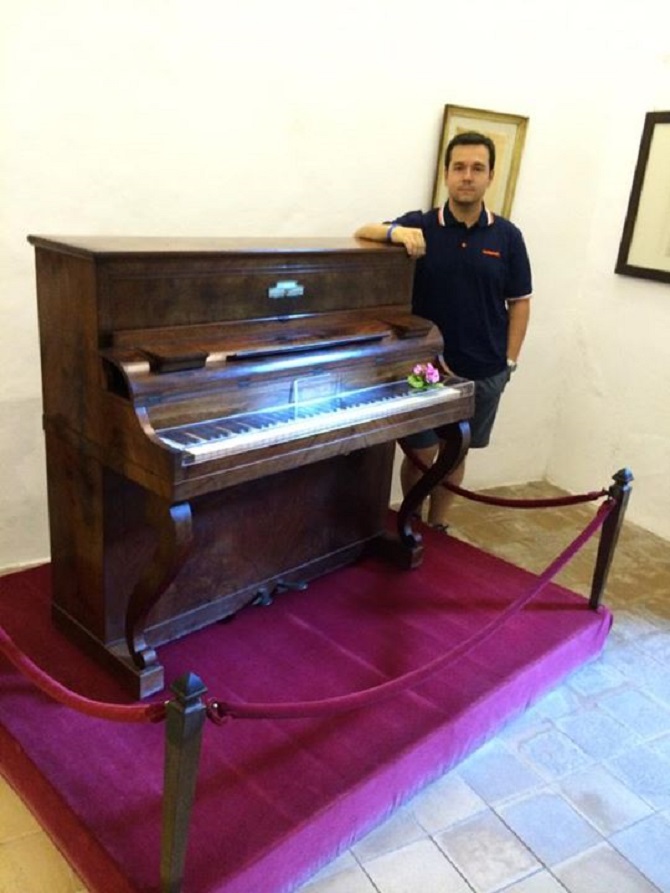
355,131,532,531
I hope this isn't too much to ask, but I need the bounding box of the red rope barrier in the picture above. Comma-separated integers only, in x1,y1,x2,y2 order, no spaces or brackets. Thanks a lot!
1,457,614,729
206,500,614,723
444,481,608,508
400,443,608,507
0,625,166,723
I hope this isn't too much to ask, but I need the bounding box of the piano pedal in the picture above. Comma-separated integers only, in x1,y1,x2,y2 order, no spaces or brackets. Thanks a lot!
252,579,309,607
252,586,274,607
275,580,308,593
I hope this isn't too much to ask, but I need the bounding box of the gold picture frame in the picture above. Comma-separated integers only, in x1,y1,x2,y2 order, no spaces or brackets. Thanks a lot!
432,105,528,218
615,110,670,284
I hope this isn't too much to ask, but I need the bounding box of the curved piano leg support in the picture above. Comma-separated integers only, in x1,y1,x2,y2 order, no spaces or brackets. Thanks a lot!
397,420,471,556
125,498,193,671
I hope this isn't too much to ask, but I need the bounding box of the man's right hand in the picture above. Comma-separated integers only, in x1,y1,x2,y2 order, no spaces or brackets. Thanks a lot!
436,354,456,378
391,226,426,258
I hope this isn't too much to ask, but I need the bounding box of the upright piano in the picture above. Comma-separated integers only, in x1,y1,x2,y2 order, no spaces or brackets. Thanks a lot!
28,236,474,697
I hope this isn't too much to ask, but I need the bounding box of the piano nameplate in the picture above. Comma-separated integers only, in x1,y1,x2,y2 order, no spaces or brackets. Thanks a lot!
267,279,305,299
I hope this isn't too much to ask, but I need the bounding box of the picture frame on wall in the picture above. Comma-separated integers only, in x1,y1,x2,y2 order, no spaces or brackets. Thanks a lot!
432,105,528,218
615,110,670,284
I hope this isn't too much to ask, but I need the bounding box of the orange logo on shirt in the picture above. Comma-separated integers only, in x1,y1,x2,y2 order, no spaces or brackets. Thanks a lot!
482,249,501,258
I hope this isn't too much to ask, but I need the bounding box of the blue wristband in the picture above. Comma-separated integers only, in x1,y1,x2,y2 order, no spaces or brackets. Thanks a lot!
386,223,398,243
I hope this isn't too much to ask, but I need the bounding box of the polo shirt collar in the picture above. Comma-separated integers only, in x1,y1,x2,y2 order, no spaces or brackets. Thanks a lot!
438,202,493,228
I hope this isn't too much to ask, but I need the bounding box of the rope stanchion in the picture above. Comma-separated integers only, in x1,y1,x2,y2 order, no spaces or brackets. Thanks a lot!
0,619,199,893
205,500,614,724
0,625,166,723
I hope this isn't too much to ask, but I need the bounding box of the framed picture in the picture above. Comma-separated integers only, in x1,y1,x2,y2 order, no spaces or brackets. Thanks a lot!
615,111,670,284
432,105,528,218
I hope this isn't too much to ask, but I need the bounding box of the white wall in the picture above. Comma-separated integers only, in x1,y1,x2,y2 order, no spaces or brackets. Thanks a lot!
2,0,669,570
545,97,670,537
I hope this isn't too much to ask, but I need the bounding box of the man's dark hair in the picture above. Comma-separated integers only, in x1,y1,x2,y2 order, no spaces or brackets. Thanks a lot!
445,131,496,172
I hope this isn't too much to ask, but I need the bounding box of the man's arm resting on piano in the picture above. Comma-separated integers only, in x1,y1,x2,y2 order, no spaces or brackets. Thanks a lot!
354,223,426,259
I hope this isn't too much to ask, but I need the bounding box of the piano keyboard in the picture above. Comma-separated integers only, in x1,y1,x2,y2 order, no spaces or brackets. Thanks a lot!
157,381,463,465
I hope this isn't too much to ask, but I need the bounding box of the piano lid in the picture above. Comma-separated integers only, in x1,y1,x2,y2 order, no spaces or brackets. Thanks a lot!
27,235,395,259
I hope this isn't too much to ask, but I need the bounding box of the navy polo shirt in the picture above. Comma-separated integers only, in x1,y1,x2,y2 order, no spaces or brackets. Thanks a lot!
393,205,532,380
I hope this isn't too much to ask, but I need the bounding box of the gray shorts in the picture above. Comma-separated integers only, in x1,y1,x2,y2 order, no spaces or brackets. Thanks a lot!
401,367,510,450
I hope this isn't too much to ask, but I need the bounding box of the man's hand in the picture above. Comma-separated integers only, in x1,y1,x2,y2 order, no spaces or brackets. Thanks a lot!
391,226,426,258
436,354,455,377
354,222,426,257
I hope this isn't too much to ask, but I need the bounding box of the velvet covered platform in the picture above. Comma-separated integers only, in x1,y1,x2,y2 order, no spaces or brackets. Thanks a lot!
0,525,612,893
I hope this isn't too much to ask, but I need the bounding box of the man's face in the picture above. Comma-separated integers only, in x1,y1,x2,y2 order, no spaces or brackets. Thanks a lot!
444,144,494,208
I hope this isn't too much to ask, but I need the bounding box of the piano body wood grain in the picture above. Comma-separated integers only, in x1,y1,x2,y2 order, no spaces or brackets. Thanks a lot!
30,236,474,697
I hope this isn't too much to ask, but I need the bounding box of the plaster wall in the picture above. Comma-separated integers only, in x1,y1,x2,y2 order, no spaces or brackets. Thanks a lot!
1,0,669,570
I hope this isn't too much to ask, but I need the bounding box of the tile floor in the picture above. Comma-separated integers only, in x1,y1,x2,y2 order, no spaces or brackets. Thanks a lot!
1,481,669,893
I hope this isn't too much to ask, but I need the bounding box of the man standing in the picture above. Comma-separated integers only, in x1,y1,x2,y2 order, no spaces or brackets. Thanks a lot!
355,131,532,532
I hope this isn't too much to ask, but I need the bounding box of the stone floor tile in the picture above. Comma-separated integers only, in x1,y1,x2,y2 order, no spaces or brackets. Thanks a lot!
497,705,550,741
635,630,670,664
0,780,41,841
306,848,360,882
642,668,670,709
606,743,670,809
362,838,472,893
600,651,670,707
553,841,661,893
299,860,379,893
501,870,570,892
556,705,639,759
563,659,626,698
531,687,584,721
350,805,426,862
456,739,545,803
409,771,487,833
610,813,670,892
598,688,670,739
434,809,539,893
557,764,653,835
612,611,662,641
516,728,592,781
598,641,652,675
651,732,670,762
0,832,82,893
496,791,602,866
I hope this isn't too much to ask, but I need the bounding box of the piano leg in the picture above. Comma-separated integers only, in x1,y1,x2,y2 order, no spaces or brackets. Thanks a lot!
380,420,471,569
124,497,193,671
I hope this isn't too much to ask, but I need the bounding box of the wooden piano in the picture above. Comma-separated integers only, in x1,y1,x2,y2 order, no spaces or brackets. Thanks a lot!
28,236,474,697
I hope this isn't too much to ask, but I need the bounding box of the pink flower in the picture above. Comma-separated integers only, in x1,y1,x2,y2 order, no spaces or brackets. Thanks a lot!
424,363,440,384
407,361,442,390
